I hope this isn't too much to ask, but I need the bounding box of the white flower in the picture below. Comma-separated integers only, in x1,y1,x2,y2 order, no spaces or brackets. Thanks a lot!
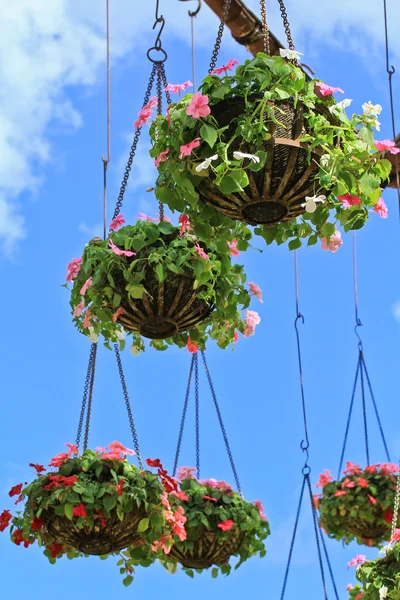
379,544,391,555
301,194,326,213
379,586,388,600
320,154,330,168
130,344,140,357
329,98,352,113
115,328,125,341
362,101,382,117
88,327,99,343
279,48,304,61
233,151,260,164
195,154,218,172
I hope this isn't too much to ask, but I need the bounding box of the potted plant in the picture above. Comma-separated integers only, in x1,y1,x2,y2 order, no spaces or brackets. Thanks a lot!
347,536,400,600
150,52,394,251
0,442,173,586
66,217,262,354
142,462,270,575
314,462,399,547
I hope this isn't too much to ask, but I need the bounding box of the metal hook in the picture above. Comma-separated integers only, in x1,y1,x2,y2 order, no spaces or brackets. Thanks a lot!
152,0,165,50
179,0,202,17
354,320,363,351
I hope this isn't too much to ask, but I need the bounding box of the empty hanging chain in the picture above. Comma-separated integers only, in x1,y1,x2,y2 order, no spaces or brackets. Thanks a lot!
156,64,165,222
276,0,295,50
83,343,98,451
194,352,200,478
76,343,98,450
208,0,232,74
391,463,400,541
173,354,196,477
259,0,271,55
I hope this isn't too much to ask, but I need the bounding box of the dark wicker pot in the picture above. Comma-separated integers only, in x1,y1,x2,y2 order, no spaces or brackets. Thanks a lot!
169,528,245,569
113,233,213,339
41,507,146,556
344,516,390,543
198,97,327,226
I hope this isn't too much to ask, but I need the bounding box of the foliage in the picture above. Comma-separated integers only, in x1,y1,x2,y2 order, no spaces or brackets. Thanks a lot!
150,53,391,250
348,542,400,600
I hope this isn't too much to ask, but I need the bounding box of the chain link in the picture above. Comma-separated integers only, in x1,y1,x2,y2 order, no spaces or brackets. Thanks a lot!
260,0,271,55
160,64,172,105
156,64,165,222
173,354,196,477
83,342,97,451
276,0,295,50
76,343,97,450
391,462,400,541
114,345,143,470
208,0,232,74
194,352,200,479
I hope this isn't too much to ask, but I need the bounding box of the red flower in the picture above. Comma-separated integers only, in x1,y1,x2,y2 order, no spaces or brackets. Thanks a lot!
316,470,333,489
116,479,124,497
367,494,377,505
29,463,46,474
9,484,23,498
146,458,162,468
30,518,43,531
97,510,106,528
312,494,322,510
47,541,63,558
187,337,198,353
14,495,24,506
203,495,217,502
0,509,12,532
12,528,30,548
384,509,393,523
218,519,234,531
73,504,87,518
357,477,369,488
334,490,347,497
173,491,189,501
61,476,79,487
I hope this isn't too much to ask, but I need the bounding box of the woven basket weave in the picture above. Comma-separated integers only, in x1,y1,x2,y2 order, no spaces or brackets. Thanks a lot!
169,527,245,569
198,97,326,226
344,516,390,543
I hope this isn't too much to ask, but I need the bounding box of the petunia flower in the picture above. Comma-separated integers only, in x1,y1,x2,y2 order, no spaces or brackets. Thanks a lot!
195,154,218,172
218,519,234,531
164,81,192,94
155,148,169,167
227,240,240,257
375,139,400,154
329,99,352,113
321,228,343,253
0,510,12,532
108,240,136,257
186,92,211,119
233,151,260,163
179,137,201,159
301,194,326,213
348,555,366,568
248,282,263,303
362,101,382,117
195,243,209,260
315,82,344,96
210,58,239,76
279,48,303,61
109,214,125,231
374,197,388,218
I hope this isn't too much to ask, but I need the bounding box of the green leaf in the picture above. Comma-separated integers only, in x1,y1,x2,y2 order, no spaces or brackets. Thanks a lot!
95,465,103,479
321,222,335,238
212,84,231,100
113,292,121,308
200,123,218,148
145,223,160,243
64,503,74,520
185,570,194,578
307,235,318,246
137,517,149,532
288,238,302,251
155,263,166,283
219,175,243,194
126,284,145,299
230,168,249,189
212,567,219,578
123,575,134,587
358,126,374,147
103,495,117,512
158,221,175,235
275,88,291,100
54,505,65,516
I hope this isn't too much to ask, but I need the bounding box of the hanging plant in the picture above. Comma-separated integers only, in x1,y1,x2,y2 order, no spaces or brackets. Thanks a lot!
66,218,261,353
314,462,399,547
141,464,270,575
150,52,393,252
0,442,174,586
347,537,400,600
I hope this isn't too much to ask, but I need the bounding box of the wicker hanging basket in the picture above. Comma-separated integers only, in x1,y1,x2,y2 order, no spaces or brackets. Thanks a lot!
169,527,245,569
341,517,390,544
112,233,213,339
198,97,327,227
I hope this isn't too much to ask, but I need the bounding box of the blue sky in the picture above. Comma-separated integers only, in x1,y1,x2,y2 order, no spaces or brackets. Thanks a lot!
1,0,400,598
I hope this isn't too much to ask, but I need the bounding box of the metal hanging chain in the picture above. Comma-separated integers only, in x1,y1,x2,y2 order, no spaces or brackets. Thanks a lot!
201,351,242,496
179,0,201,91
156,64,165,222
359,351,370,466
276,0,296,50
361,353,391,462
195,352,200,479
390,461,400,541
102,0,111,241
353,233,363,347
208,0,232,74
260,0,271,55
114,345,143,470
337,358,361,478
76,343,98,450
318,526,340,600
83,343,98,451
173,354,196,477
382,0,400,217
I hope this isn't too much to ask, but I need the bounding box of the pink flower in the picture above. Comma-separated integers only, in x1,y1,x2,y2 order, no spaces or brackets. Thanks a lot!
215,480,233,492
313,494,322,509
348,555,366,568
342,478,356,489
83,309,93,329
179,214,192,236
109,214,125,231
334,490,347,497
176,466,197,481
165,81,193,94
80,278,92,296
161,492,171,511
200,478,218,488
254,499,267,520
49,443,78,468
227,240,240,257
392,528,400,542
146,97,158,110
315,82,344,96
195,243,209,260
66,257,82,282
368,494,377,505
248,282,263,303
244,310,261,329
179,137,201,159
73,299,85,317
344,462,361,475
134,106,153,131
187,337,199,353
108,240,136,257
355,594,363,600
346,585,353,591
243,325,255,338
152,535,173,555
218,519,234,531
316,470,333,488
338,193,361,208
154,148,169,167
186,92,211,119
374,197,388,219
375,139,400,154
357,477,369,488
234,331,239,343
203,495,217,502
136,213,157,223
210,58,239,76
170,490,189,501
112,307,124,323
321,228,343,253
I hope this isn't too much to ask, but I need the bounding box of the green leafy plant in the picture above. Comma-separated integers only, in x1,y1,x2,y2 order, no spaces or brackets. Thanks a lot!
66,219,261,353
150,53,392,251
348,541,400,600
315,462,398,547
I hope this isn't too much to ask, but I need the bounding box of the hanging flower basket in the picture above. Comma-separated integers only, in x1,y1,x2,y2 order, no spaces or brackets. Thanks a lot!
144,464,270,575
67,218,260,353
315,462,399,547
150,53,393,252
347,539,400,600
0,442,171,585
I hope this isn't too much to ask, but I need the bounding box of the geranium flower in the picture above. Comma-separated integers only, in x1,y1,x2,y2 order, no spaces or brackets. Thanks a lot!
357,477,369,488
155,148,169,167
203,495,217,502
227,240,239,257
176,466,197,481
171,491,189,501
334,490,347,497
362,101,382,117
47,542,63,558
315,82,344,96
187,337,199,353
316,470,333,488
164,81,192,94
83,309,93,329
195,243,209,260
195,154,218,172
348,554,366,568
338,193,361,208
48,443,78,468
179,214,192,236
244,310,261,337
108,240,136,257
218,519,234,531
321,228,343,253
210,58,239,75
344,462,361,475
329,98,352,113
152,534,173,555
215,480,233,492
80,277,92,296
30,518,43,531
375,139,400,154
112,307,124,324
73,504,87,518
179,137,201,158
279,48,303,61
301,194,326,213
233,151,260,163
109,214,125,231
9,484,23,497
136,213,157,223
248,282,263,303
374,197,388,219
254,499,267,520
200,478,218,488
134,106,153,131
66,257,82,282
186,92,211,119
29,463,46,474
